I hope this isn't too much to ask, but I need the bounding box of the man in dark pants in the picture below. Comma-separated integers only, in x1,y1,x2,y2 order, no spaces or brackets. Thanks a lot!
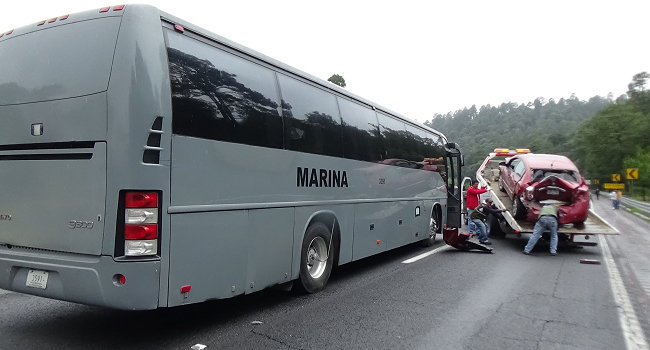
469,198,506,245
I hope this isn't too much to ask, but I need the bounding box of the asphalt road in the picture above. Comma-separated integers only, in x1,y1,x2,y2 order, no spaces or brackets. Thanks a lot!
1,200,648,350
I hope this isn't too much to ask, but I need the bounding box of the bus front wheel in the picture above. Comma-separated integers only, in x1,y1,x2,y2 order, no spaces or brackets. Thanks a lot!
297,222,334,293
421,209,441,247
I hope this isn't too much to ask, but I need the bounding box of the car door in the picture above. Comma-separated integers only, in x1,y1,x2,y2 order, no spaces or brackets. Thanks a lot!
512,159,527,196
504,158,519,198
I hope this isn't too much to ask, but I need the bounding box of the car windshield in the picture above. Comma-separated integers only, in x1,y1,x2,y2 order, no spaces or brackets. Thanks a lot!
531,169,580,183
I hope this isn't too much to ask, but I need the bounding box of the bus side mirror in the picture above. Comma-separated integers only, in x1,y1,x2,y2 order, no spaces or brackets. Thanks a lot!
461,155,465,166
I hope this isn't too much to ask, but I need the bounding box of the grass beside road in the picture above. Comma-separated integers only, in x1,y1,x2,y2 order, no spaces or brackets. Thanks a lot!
623,206,650,222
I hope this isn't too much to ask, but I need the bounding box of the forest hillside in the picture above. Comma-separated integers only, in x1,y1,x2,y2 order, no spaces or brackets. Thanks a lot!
424,73,650,199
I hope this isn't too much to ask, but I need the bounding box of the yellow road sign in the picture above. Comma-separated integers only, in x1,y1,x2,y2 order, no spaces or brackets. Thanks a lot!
626,168,639,180
612,174,621,182
593,179,600,184
604,183,625,189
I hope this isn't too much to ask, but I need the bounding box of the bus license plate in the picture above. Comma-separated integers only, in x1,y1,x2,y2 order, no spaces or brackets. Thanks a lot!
547,189,559,195
26,269,49,289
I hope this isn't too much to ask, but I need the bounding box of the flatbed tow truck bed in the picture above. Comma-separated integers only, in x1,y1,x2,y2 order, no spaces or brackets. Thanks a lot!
474,150,619,244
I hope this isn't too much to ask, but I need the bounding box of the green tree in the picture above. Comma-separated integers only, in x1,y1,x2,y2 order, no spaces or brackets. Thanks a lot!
623,147,650,200
575,102,645,177
327,74,346,88
627,71,650,114
572,73,650,191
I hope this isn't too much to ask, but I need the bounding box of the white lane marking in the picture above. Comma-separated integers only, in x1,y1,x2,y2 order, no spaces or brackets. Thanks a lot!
599,235,649,350
402,245,452,264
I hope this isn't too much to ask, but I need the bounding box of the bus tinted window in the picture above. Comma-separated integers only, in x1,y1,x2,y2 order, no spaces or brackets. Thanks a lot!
0,18,120,105
404,124,428,161
167,31,283,149
278,75,343,157
377,112,409,160
424,132,445,158
337,98,383,162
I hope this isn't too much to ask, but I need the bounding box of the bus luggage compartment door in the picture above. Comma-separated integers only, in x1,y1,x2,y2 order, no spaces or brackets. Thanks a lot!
0,142,107,255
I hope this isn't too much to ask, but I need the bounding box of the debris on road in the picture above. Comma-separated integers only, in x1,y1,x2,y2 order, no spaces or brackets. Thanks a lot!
580,259,601,265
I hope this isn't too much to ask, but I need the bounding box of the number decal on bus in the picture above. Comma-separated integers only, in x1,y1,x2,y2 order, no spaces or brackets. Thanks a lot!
68,220,94,229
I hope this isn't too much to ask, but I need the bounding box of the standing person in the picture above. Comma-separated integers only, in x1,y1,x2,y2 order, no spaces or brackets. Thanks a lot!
470,198,506,245
466,180,488,232
595,188,600,200
523,203,559,255
610,190,617,209
616,190,622,209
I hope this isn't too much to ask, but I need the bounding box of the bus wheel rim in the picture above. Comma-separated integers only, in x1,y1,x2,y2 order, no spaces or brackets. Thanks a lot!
429,217,438,238
306,236,327,279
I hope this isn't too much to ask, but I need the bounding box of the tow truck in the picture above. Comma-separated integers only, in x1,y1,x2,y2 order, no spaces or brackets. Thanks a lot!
463,148,619,246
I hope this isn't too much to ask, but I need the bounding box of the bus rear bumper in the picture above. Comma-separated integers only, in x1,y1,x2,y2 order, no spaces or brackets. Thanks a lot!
0,246,160,310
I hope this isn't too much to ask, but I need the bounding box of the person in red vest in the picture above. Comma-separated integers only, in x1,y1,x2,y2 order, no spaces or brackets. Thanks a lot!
466,180,488,231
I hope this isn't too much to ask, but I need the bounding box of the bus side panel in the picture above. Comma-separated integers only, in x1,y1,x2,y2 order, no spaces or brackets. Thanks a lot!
412,200,428,245
386,201,421,250
246,208,294,293
167,211,248,306
352,203,390,260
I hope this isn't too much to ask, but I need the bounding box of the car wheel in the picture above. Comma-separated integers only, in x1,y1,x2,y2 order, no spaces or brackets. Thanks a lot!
498,177,506,192
510,197,527,219
296,222,334,293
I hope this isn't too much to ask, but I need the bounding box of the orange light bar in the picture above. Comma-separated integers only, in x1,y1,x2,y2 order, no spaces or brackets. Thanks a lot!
494,148,510,153
515,148,531,154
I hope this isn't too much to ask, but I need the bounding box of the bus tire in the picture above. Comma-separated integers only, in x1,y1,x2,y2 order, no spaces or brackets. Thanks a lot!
296,222,334,294
421,210,441,247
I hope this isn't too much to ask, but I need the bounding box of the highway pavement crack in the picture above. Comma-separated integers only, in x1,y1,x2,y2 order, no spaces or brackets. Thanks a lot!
250,328,304,350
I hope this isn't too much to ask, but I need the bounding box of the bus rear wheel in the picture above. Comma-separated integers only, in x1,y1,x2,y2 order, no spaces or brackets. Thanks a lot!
297,222,334,293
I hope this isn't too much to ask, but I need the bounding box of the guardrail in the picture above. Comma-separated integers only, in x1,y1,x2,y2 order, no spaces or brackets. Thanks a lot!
620,197,650,214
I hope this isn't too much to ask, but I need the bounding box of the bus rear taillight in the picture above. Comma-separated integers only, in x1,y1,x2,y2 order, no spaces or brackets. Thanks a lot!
125,192,158,208
123,191,159,256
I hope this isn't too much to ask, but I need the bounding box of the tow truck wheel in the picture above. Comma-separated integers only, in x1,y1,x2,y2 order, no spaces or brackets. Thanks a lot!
487,214,505,237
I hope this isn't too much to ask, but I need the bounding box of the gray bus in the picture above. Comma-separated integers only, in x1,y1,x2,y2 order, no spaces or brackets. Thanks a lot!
0,5,463,310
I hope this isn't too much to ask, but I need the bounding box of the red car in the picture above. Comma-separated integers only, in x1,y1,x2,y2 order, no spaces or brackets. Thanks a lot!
498,153,589,225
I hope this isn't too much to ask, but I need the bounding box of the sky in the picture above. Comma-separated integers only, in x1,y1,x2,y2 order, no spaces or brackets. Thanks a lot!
3,0,649,124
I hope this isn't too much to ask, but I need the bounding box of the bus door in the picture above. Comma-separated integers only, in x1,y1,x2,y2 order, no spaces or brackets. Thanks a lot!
445,143,463,228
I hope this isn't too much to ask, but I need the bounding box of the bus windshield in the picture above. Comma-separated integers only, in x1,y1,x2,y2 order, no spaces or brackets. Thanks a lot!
0,17,120,105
